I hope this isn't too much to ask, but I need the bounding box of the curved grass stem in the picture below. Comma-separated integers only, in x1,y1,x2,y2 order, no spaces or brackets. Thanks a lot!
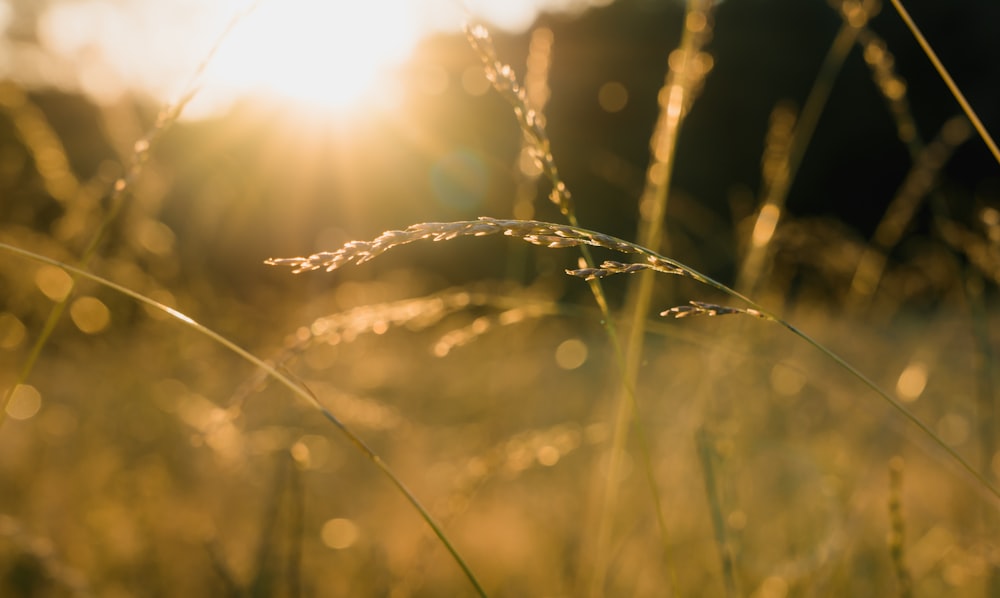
268,217,1000,505
0,1,262,432
0,241,488,598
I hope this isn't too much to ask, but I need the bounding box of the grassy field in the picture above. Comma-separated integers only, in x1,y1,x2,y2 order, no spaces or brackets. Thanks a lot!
1,0,999,596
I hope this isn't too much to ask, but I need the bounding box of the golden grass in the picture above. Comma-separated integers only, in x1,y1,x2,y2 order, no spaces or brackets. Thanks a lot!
1,1,999,595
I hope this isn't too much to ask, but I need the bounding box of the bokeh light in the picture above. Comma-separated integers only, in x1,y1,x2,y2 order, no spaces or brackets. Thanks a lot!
0,312,26,349
321,517,360,550
2,0,999,594
896,361,928,402
554,337,588,370
35,265,73,302
70,296,111,334
4,384,42,420
597,80,628,113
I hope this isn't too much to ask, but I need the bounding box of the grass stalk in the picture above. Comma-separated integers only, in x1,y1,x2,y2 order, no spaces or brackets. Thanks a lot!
965,272,1000,595
265,216,1000,505
887,456,913,598
0,1,262,431
507,26,554,282
464,23,676,592
765,314,1000,505
844,8,972,312
592,1,716,593
854,25,921,158
738,2,870,294
887,0,1000,167
696,427,739,598
846,116,972,310
3,2,995,592
0,241,488,598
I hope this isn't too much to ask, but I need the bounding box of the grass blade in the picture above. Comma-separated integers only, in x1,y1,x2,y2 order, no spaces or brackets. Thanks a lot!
0,241,488,598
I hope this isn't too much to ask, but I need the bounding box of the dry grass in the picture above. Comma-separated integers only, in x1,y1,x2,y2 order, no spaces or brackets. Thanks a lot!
1,1,999,596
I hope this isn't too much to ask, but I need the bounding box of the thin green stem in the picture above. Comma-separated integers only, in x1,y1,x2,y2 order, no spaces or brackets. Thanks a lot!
0,242,487,598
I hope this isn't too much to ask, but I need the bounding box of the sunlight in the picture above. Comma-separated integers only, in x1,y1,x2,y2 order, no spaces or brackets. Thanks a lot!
25,0,620,118
206,0,421,112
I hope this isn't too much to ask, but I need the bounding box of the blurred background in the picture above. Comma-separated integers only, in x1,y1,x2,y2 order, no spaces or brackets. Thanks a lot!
1,0,996,289
2,0,1000,595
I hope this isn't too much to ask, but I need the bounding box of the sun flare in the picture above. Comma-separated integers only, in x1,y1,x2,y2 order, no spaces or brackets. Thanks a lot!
30,0,600,119
207,0,422,111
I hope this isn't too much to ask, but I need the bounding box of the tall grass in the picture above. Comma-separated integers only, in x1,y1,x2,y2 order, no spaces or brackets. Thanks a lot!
1,0,999,595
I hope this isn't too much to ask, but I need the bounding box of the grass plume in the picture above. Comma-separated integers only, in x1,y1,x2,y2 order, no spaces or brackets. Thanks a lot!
2,1,998,593
267,218,1000,505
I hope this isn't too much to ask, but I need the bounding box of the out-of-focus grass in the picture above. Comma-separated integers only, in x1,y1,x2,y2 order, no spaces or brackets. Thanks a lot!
1,0,1000,596
2,283,996,595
